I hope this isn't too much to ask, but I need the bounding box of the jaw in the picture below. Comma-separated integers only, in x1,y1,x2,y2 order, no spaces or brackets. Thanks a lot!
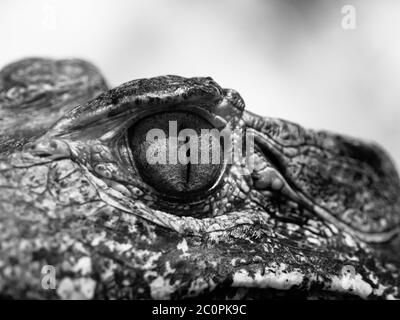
0,154,398,300
85,158,400,300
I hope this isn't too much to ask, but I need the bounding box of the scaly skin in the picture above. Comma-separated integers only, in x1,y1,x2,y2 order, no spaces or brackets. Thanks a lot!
0,58,108,155
0,58,399,299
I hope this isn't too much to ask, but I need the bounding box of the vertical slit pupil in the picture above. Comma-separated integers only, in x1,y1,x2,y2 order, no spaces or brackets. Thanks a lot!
185,135,191,184
129,111,223,195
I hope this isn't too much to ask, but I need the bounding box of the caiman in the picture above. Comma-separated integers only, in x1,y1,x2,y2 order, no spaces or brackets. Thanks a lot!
0,58,399,299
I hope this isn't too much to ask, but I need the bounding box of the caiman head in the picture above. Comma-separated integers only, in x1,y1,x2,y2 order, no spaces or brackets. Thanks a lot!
0,58,399,299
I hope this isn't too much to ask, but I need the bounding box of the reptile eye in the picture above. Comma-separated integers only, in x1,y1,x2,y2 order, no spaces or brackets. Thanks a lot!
128,111,224,196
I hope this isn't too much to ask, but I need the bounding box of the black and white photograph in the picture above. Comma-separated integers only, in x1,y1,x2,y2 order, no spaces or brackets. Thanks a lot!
0,0,399,306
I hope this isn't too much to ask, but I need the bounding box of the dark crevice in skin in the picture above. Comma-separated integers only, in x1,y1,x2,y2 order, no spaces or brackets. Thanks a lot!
254,138,288,176
252,140,316,221
254,133,400,242
264,198,309,226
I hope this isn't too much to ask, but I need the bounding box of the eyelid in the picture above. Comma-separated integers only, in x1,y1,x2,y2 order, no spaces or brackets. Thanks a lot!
98,103,228,143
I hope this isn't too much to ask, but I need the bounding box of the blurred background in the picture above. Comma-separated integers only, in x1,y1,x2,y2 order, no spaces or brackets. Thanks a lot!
1,0,400,166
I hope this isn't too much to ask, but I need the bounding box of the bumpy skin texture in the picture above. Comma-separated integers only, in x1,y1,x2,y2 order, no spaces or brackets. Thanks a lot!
0,58,108,156
0,58,399,299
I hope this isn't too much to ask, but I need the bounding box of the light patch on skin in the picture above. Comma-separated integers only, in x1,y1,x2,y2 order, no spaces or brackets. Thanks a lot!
304,236,321,246
67,187,91,206
119,212,138,234
373,283,389,296
100,260,118,281
103,239,133,253
343,233,358,248
374,281,398,299
72,242,89,255
20,166,48,194
330,272,373,299
230,258,239,266
230,258,248,267
57,277,96,300
368,272,380,285
177,238,189,255
134,250,162,270
16,240,32,253
164,261,176,276
37,198,57,217
232,263,304,290
329,224,339,234
72,257,92,276
286,223,300,233
187,277,216,297
90,231,107,246
148,275,180,300
206,230,230,243
91,236,162,271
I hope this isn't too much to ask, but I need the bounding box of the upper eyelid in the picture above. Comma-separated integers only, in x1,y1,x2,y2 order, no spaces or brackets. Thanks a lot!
98,102,228,143
46,77,224,138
